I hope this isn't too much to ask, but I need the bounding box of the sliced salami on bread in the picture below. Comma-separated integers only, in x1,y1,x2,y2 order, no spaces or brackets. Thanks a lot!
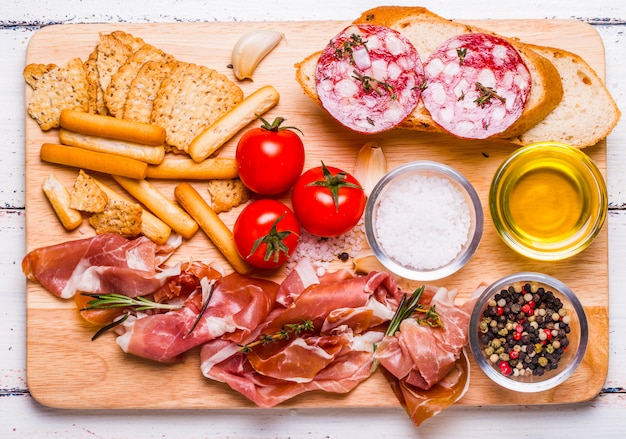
295,6,619,147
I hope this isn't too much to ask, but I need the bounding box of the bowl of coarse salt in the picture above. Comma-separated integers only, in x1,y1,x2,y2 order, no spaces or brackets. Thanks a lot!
364,161,483,281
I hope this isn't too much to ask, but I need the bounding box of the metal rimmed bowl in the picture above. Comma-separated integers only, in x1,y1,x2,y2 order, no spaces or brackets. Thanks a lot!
364,160,483,281
489,141,607,261
468,272,588,393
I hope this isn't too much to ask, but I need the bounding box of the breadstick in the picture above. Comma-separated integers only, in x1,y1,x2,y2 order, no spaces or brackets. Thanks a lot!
42,173,83,231
92,177,172,245
60,109,166,146
59,129,165,165
146,155,238,180
112,175,198,239
40,143,148,179
189,85,280,162
174,182,253,275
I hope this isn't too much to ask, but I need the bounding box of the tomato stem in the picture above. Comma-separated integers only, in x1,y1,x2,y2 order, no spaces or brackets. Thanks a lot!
258,116,304,135
305,161,363,211
249,213,299,263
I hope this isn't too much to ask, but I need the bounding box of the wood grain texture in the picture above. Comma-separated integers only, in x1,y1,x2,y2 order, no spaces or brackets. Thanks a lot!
24,20,609,409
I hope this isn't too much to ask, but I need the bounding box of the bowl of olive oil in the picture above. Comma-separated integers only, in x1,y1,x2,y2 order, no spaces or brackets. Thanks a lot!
490,141,607,261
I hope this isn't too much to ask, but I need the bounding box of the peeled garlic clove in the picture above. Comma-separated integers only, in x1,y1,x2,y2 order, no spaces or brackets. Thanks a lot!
353,142,387,197
232,30,284,81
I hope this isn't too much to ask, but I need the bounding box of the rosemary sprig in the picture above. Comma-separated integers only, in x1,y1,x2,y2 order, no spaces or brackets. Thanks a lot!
91,313,130,341
385,286,443,337
239,319,315,353
184,279,216,338
474,82,506,108
80,293,184,312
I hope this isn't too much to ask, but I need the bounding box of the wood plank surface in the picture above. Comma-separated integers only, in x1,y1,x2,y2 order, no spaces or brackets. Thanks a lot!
24,19,609,409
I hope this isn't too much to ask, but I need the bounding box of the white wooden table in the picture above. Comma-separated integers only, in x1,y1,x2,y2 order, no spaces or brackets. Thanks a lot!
2,1,625,437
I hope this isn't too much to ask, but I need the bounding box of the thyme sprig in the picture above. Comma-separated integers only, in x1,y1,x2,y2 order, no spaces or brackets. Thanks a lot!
80,293,184,312
239,319,315,353
334,33,368,63
457,47,468,65
352,70,397,99
474,82,506,108
386,286,444,337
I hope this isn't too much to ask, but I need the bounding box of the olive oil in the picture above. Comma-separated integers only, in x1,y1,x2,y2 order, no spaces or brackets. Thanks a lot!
490,142,607,260
506,164,585,244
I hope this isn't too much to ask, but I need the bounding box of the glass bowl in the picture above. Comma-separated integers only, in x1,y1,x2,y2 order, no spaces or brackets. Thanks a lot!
364,160,483,281
489,141,607,261
468,272,588,393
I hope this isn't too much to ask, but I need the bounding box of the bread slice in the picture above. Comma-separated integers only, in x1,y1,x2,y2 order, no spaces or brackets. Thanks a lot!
506,44,621,148
295,6,563,140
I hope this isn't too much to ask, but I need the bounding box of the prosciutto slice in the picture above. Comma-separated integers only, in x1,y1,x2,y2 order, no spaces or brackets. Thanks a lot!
374,285,482,426
200,269,404,407
116,272,279,363
22,233,181,299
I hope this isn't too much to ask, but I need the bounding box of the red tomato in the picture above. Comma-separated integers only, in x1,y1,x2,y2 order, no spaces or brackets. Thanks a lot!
291,162,366,237
233,199,301,269
236,117,305,195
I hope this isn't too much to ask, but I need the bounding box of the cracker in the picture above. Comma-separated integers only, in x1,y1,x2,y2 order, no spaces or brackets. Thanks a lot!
105,44,173,118
84,48,108,115
23,63,57,89
88,198,143,237
95,31,145,101
26,57,90,131
151,62,243,153
69,170,109,213
206,178,250,214
123,59,179,124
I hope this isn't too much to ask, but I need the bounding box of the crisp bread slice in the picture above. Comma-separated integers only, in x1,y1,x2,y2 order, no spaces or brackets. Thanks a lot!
151,62,243,153
84,48,108,115
123,59,180,124
25,57,90,131
105,44,173,118
69,170,109,213
88,198,143,237
23,63,57,89
95,31,146,104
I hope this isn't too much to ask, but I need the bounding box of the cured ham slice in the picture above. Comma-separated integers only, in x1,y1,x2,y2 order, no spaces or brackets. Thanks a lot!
200,269,404,407
316,24,423,133
374,285,482,426
116,272,279,363
22,233,181,299
421,33,531,139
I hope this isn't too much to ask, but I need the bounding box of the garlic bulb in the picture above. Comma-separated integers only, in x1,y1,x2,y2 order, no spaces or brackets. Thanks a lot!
231,30,284,81
353,142,387,197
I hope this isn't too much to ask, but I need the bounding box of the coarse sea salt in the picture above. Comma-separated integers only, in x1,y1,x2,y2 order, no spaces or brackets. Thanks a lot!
374,174,470,270
285,220,365,277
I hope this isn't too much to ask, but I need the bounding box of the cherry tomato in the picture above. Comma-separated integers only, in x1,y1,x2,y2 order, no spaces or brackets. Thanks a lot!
291,162,366,237
233,199,301,269
236,117,305,195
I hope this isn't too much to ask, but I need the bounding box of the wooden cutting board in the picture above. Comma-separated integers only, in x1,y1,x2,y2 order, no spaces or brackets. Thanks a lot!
24,18,609,410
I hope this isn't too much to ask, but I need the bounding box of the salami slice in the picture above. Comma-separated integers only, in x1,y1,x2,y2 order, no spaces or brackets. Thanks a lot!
315,24,423,134
421,33,531,139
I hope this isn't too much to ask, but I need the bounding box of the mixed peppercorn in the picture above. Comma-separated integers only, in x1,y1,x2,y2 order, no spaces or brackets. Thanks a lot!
478,282,571,378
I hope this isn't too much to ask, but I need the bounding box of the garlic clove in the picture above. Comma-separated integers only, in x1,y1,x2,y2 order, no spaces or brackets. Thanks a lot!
353,142,387,197
352,253,387,274
231,30,284,81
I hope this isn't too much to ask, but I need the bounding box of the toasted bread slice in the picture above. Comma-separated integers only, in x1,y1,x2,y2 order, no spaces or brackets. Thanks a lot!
295,6,563,140
506,44,621,148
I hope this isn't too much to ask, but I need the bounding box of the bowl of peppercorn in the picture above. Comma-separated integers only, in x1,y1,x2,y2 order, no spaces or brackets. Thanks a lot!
468,272,588,392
